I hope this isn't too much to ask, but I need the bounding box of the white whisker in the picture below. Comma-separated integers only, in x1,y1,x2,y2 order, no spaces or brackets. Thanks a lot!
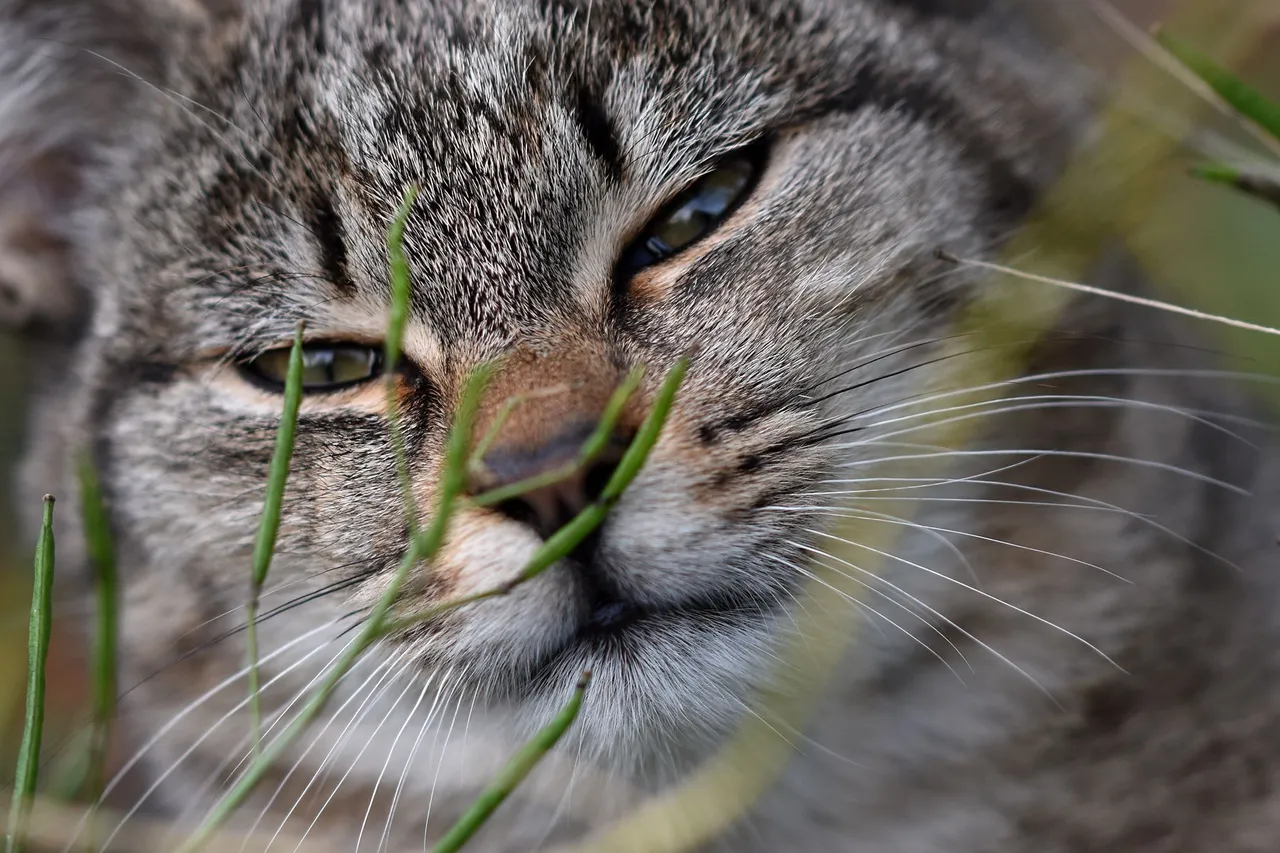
421,678,467,849
88,615,351,805
294,660,420,852
171,634,377,832
945,252,1280,339
789,541,1062,704
823,367,1280,437
765,552,970,682
815,473,1240,572
92,617,358,852
262,646,411,851
797,504,982,586
842,393,1253,448
828,443,1249,496
361,674,435,853
803,513,1131,583
803,527,1124,671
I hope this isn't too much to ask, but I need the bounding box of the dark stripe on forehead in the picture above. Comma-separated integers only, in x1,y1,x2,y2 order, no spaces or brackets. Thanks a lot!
307,192,356,297
292,0,329,57
573,89,623,182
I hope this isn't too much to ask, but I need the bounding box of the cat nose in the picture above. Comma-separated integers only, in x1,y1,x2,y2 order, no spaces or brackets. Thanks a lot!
466,338,643,538
468,422,629,539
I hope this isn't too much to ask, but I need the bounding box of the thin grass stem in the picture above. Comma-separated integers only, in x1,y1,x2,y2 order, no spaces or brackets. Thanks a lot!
384,356,687,633
5,496,56,853
938,251,1280,338
428,672,591,853
244,322,306,760
78,456,118,806
384,185,420,377
1155,30,1280,141
468,383,574,476
508,356,687,585
1191,162,1280,211
384,187,422,526
180,188,682,852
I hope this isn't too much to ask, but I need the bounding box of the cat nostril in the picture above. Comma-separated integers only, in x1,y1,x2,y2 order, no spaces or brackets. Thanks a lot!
582,455,618,505
474,428,630,540
495,497,543,532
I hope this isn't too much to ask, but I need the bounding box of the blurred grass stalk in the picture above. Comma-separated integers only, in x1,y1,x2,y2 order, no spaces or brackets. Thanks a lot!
1154,29,1280,210
5,497,54,853
244,322,307,760
1126,2,1280,398
178,353,685,852
78,456,118,807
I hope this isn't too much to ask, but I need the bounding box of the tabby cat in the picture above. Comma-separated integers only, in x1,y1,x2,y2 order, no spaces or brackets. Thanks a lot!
4,0,1280,850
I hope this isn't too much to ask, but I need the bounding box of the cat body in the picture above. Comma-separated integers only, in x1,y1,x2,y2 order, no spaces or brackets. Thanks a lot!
3,0,1280,850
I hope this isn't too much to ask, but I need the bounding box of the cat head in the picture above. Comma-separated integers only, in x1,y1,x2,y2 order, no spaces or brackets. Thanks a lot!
1,0,1088,766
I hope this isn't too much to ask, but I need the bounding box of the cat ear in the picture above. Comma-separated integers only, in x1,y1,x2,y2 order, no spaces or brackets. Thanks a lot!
0,0,238,337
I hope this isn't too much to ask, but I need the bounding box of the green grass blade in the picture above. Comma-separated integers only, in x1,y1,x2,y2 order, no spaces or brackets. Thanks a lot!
469,366,646,508
378,587,510,638
384,188,422,527
510,503,611,584
598,358,687,505
1191,163,1280,211
469,390,535,476
245,321,306,758
578,366,645,460
78,455,118,805
183,177,678,851
384,185,420,376
413,362,499,555
5,496,56,853
1156,30,1280,141
429,672,591,853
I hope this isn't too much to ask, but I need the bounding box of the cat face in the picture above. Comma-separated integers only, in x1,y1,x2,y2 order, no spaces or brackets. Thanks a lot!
3,0,1080,771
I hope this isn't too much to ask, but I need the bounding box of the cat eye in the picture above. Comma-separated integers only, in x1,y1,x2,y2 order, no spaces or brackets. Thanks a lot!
240,343,383,392
617,150,763,279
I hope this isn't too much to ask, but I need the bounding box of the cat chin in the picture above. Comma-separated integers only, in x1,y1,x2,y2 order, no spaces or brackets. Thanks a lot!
461,602,788,771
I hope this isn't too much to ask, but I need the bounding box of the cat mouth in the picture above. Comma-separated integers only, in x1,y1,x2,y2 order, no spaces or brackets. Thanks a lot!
559,534,767,645
575,594,764,641
479,534,786,699
509,584,775,695
581,600,645,634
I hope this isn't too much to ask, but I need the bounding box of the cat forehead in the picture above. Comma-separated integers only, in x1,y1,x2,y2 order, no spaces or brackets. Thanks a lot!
258,0,870,172
107,0,900,338
247,0,847,111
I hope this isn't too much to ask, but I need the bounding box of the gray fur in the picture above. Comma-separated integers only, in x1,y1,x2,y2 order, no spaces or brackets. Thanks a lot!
3,0,1280,850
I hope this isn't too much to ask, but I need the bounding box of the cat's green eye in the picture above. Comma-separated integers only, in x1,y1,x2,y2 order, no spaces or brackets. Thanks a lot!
617,151,762,279
241,344,383,392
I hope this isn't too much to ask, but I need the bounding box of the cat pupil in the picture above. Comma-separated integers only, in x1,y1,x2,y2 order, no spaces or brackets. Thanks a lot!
244,345,380,392
618,152,759,278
